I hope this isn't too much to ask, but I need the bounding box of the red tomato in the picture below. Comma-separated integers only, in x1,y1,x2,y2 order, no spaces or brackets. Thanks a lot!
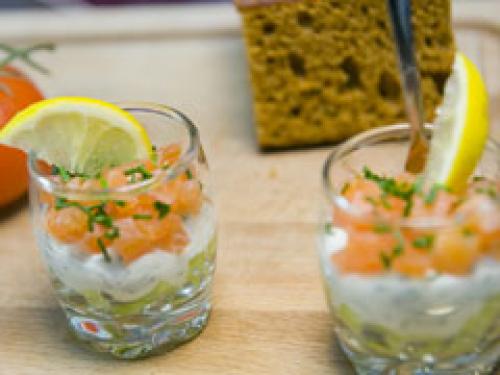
0,65,44,207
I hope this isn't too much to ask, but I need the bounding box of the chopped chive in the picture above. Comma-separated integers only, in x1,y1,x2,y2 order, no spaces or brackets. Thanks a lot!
56,166,71,183
52,165,92,181
380,194,392,209
325,222,333,233
98,175,109,189
365,196,379,206
151,146,158,164
475,187,498,199
373,223,391,233
114,200,126,207
88,202,106,214
55,197,68,210
132,214,153,220
380,252,392,269
54,197,88,213
392,242,404,256
487,188,497,199
124,165,153,180
154,201,171,219
87,216,95,232
424,184,446,205
340,182,350,195
473,176,486,182
185,169,193,180
403,198,413,217
362,167,416,214
97,238,111,262
412,177,425,195
412,235,435,249
94,214,113,227
462,227,475,237
104,227,120,240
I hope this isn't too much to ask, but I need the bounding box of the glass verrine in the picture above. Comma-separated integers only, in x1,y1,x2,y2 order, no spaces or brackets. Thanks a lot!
29,103,217,359
318,124,499,374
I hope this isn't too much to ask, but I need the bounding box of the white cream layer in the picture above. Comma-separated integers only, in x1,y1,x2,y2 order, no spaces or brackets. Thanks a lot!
38,204,216,302
319,227,500,337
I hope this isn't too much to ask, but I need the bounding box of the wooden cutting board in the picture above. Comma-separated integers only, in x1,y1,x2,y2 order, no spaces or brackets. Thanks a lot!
0,2,498,374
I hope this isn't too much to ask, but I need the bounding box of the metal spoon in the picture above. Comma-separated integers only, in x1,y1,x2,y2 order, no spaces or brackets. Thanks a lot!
387,0,429,173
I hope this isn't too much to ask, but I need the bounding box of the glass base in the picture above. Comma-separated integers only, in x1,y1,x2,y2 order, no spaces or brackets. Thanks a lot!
65,289,211,359
337,336,499,375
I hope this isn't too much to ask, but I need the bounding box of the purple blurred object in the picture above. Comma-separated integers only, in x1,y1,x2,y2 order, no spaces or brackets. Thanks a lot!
85,0,213,3
41,0,227,5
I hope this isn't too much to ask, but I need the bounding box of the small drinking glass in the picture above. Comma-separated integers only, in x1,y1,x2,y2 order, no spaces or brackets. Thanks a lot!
318,124,499,374
29,103,217,359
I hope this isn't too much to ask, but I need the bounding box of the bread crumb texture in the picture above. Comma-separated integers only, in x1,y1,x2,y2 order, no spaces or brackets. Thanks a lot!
237,0,455,149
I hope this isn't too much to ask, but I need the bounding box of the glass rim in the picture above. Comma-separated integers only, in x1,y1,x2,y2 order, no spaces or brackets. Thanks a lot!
322,123,500,228
28,101,200,199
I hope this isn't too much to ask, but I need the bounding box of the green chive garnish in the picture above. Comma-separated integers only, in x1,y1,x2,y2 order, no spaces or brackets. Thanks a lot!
154,201,171,219
132,214,153,220
424,184,446,205
56,166,71,183
93,214,113,228
124,165,153,181
373,223,391,233
97,238,111,262
104,227,120,240
98,175,109,189
380,253,392,269
462,227,475,237
325,222,333,233
412,235,435,249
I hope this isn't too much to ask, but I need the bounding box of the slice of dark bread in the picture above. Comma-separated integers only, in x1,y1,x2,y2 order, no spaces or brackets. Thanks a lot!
236,0,455,149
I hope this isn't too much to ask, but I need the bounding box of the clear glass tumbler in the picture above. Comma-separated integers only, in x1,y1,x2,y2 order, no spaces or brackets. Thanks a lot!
29,103,217,359
318,124,499,374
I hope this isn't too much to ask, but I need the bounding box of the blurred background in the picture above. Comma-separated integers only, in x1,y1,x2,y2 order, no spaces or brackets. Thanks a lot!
0,0,493,8
1,0,228,8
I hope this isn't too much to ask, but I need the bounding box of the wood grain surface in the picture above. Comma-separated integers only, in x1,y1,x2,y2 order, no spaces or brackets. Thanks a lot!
0,3,499,374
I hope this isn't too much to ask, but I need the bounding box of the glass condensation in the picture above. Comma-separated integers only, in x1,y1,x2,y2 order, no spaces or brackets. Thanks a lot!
318,125,499,375
29,103,217,359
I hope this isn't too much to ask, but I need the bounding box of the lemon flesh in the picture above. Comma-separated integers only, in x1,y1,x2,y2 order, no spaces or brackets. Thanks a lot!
424,52,489,192
0,97,152,175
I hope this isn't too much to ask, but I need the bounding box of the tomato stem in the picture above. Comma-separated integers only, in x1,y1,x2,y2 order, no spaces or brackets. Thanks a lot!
0,43,55,74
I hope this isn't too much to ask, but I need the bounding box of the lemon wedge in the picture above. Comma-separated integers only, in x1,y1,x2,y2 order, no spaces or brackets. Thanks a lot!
0,97,152,175
424,52,489,192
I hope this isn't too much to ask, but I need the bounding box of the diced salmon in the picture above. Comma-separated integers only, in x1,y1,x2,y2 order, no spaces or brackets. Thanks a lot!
409,191,457,220
42,143,202,263
158,144,182,168
393,247,433,278
432,227,481,275
81,225,113,254
112,218,153,263
46,206,88,243
155,214,189,253
104,168,128,188
173,180,203,216
332,229,397,274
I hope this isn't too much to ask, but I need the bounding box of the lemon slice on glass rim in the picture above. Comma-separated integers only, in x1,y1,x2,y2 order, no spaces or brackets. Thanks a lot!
424,52,489,192
0,97,152,176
